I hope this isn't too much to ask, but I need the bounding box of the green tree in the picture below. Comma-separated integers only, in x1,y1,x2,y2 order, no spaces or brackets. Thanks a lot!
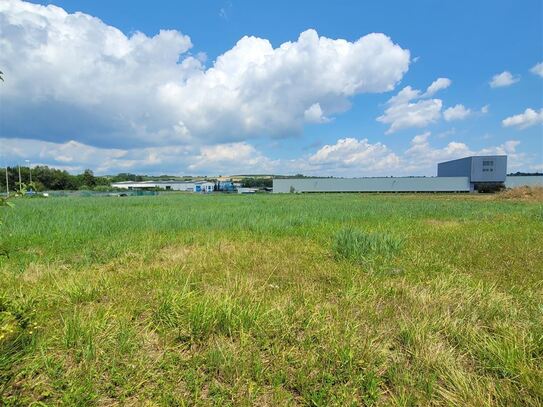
81,169,96,187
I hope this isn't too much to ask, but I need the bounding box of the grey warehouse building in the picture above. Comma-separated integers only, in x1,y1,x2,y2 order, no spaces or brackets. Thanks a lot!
273,155,520,193
437,155,507,191
272,176,471,193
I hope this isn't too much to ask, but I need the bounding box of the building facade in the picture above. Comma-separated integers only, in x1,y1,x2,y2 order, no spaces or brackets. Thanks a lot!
437,155,507,190
273,177,470,193
505,175,543,188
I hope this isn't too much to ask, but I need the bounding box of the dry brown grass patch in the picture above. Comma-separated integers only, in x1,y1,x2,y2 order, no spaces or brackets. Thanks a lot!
497,186,543,202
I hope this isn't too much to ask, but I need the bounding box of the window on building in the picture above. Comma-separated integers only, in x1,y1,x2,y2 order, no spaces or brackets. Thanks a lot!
483,160,494,166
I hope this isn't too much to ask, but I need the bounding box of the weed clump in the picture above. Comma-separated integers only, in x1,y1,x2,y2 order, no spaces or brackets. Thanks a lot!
332,228,403,263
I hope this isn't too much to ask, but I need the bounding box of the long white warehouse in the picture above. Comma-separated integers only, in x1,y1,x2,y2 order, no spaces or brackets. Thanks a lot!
273,155,543,193
504,176,543,188
111,180,214,192
273,177,471,193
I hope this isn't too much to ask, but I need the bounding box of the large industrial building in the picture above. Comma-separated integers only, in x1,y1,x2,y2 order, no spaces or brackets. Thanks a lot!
437,155,507,188
273,155,543,193
272,176,471,193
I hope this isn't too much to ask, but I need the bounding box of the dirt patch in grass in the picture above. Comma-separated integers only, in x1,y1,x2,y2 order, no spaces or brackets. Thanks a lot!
497,186,543,202
141,328,164,363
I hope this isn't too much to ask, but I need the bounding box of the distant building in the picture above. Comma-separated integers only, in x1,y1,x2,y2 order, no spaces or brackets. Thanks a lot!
111,180,214,192
273,155,517,193
216,180,236,192
504,176,543,188
237,187,258,194
437,155,507,191
273,177,470,193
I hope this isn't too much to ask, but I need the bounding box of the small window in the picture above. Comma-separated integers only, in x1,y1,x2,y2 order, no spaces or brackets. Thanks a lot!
483,160,494,166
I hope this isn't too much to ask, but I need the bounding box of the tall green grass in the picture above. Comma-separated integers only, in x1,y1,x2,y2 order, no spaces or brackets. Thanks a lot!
333,227,404,263
0,193,542,405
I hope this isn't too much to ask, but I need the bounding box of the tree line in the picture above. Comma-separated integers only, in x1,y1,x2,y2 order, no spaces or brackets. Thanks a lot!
0,166,149,192
240,177,273,188
1,166,283,192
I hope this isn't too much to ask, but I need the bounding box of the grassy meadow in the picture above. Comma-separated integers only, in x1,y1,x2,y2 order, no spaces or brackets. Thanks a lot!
1,193,542,405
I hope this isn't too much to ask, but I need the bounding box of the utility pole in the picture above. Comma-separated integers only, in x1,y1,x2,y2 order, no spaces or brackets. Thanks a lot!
25,159,32,185
18,164,21,191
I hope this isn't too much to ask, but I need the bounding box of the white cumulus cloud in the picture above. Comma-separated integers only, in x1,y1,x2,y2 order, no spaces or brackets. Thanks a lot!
377,83,443,134
308,138,400,171
188,143,278,174
423,77,452,97
403,132,472,171
443,104,472,121
502,108,543,129
530,62,543,78
0,0,411,149
489,71,520,88
159,29,410,141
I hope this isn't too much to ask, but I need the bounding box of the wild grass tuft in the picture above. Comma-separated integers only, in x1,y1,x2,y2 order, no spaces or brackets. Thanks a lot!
332,227,404,263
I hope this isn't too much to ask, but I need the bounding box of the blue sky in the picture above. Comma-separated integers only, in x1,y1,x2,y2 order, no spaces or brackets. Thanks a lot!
0,0,542,175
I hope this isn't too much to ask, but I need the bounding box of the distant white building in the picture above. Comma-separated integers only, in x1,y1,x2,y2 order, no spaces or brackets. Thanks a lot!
273,177,471,193
237,187,258,194
505,176,543,188
111,180,214,192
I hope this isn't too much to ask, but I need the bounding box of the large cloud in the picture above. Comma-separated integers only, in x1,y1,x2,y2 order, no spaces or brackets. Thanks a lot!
0,137,193,174
502,108,543,129
308,138,400,172
0,0,196,148
159,29,410,140
187,143,279,175
375,78,483,132
0,0,410,148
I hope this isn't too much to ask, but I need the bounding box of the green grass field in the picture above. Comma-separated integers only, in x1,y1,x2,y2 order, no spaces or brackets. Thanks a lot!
1,193,542,406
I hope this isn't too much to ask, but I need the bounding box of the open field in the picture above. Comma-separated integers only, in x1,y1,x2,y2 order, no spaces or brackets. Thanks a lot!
1,193,542,406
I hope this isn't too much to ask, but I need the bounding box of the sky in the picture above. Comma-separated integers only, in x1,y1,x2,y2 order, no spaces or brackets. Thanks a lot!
0,0,542,176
